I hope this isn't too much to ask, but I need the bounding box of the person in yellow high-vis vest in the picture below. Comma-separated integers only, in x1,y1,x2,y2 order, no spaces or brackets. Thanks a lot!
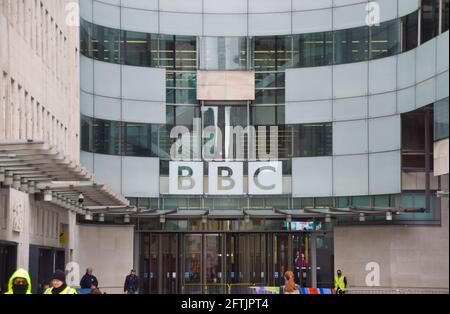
44,270,77,294
334,269,347,294
4,268,32,294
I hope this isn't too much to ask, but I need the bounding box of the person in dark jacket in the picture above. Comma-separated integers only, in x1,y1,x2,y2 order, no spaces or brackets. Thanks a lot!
89,279,102,294
124,269,139,294
80,267,98,289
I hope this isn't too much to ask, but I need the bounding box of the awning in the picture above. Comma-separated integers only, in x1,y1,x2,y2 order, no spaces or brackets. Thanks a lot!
0,140,130,211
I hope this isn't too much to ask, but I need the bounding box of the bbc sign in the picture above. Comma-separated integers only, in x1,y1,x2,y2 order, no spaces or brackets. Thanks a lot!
169,162,283,195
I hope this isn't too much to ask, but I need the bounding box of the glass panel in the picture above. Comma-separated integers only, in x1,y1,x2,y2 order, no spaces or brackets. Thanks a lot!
80,19,92,58
334,26,369,64
175,36,197,71
92,24,120,63
434,98,449,141
444,0,450,32
292,234,311,287
162,235,177,294
401,11,419,52
92,118,122,155
293,32,333,67
370,19,400,59
174,89,197,104
203,37,247,70
254,36,276,71
182,235,202,294
205,235,223,293
122,30,152,67
175,106,200,126
124,122,153,157
421,0,440,43
291,123,333,157
277,36,293,70
158,35,175,69
81,115,93,152
252,106,276,125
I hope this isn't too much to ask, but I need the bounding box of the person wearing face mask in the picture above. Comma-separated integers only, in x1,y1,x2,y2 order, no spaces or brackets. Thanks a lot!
4,268,32,294
44,270,77,294
334,269,347,294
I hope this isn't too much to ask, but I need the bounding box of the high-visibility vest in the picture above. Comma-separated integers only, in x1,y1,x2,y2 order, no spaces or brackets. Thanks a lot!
44,286,77,294
335,275,346,291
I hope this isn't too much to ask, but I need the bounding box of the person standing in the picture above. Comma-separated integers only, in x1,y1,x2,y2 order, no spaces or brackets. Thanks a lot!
124,269,139,294
334,269,347,294
4,268,32,294
89,280,102,294
282,271,300,294
80,267,98,289
44,270,77,294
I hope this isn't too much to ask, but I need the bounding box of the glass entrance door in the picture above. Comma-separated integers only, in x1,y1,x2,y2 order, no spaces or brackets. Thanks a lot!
204,234,224,294
272,234,289,287
161,234,178,294
182,234,202,294
292,233,312,287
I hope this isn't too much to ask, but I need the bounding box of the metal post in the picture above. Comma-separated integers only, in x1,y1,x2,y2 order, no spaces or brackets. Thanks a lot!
310,233,317,288
425,107,431,211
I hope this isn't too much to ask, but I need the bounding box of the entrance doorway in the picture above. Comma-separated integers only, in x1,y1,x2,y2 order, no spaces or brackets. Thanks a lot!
140,232,333,294
0,243,17,293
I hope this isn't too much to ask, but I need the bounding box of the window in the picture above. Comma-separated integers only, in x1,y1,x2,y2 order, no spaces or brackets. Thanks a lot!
124,122,153,157
401,11,419,52
92,118,123,155
401,106,434,170
253,36,276,71
80,115,93,152
80,19,92,58
421,0,440,44
334,26,369,64
175,36,197,71
91,24,120,63
370,19,400,59
201,37,247,70
158,35,175,69
254,72,285,104
293,32,333,67
444,0,449,32
290,123,333,157
434,98,449,141
122,30,153,67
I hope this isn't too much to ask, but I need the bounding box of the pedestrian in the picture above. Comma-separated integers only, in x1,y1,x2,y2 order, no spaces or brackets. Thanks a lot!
334,269,348,294
80,267,98,289
39,280,51,294
4,268,32,294
89,279,102,294
44,270,77,294
124,269,139,294
282,271,300,294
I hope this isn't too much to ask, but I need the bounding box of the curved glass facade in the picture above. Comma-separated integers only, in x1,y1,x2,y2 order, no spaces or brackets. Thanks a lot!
80,10,419,70
81,114,332,160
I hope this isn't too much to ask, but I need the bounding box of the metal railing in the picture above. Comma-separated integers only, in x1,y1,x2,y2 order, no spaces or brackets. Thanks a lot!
181,282,266,294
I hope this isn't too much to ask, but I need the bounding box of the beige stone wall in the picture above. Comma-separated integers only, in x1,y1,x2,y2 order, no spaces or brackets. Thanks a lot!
334,195,449,289
0,0,80,161
74,224,134,294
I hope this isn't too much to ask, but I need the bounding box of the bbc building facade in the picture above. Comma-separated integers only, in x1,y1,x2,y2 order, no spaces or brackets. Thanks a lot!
2,0,447,294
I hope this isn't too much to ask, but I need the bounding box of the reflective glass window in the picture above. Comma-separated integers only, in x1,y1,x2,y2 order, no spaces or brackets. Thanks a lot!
291,123,333,157
444,0,449,32
421,0,440,43
125,122,153,156
254,36,276,71
92,24,120,63
293,32,333,67
252,106,276,125
334,26,369,64
175,36,197,71
80,19,92,58
434,98,449,141
202,37,247,70
175,106,200,126
81,115,93,152
158,35,175,69
122,30,152,67
401,11,419,52
92,119,123,155
370,19,400,59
